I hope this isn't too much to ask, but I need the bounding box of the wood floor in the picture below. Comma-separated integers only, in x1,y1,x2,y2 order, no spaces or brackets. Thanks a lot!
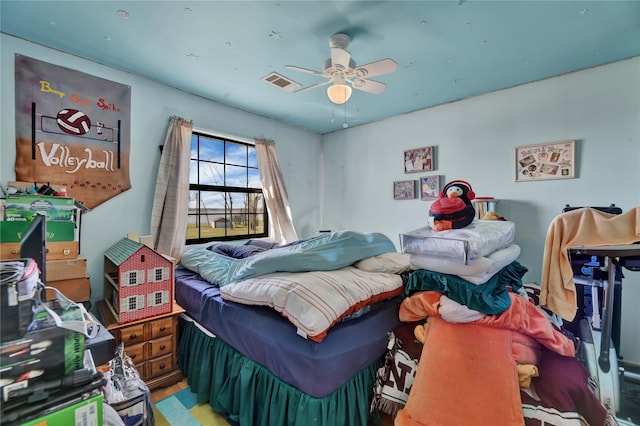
150,377,190,403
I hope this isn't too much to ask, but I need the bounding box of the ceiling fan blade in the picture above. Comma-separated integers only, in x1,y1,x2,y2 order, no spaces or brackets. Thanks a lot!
294,80,331,93
285,65,325,77
330,47,351,71
353,58,397,78
350,79,386,95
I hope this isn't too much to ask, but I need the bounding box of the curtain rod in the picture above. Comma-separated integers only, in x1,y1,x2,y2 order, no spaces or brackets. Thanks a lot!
192,124,254,145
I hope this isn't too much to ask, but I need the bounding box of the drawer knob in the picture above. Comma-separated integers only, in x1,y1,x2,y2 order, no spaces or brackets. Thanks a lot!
131,354,136,360
160,344,166,351
130,334,137,340
160,326,166,332
159,363,166,370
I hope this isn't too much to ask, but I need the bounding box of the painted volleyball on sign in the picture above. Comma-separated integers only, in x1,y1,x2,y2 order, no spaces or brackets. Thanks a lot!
56,109,91,135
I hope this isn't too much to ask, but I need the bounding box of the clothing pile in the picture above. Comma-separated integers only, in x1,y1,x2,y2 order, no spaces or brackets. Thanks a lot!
373,219,617,426
401,218,523,316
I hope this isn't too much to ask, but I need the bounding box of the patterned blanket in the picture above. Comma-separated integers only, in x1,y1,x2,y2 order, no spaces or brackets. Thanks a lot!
370,322,423,416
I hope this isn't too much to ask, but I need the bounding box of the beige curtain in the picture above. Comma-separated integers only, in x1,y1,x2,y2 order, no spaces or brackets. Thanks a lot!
150,116,193,261
255,139,298,244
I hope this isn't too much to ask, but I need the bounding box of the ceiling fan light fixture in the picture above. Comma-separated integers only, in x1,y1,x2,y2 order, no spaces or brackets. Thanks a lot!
327,84,352,104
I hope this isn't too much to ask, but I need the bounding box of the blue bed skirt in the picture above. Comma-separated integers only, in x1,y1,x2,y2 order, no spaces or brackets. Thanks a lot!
177,316,380,426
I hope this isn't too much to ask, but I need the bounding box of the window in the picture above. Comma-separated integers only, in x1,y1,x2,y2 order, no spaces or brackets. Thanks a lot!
122,270,144,287
188,131,268,244
148,267,169,283
120,295,144,313
147,290,170,307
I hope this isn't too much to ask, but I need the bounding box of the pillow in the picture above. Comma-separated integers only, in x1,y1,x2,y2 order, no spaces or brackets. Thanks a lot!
410,253,492,275
245,239,280,250
402,220,516,264
409,244,521,284
220,266,404,342
355,252,411,274
207,243,265,259
458,244,521,284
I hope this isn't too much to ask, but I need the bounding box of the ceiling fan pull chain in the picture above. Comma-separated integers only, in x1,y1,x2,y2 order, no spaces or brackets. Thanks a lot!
343,102,349,128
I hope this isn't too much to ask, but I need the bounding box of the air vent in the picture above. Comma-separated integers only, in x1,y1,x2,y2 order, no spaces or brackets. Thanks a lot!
262,72,301,92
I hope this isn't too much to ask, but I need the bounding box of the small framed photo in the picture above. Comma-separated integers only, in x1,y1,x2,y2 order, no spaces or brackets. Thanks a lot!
515,140,575,182
393,180,417,200
404,146,434,173
420,175,441,200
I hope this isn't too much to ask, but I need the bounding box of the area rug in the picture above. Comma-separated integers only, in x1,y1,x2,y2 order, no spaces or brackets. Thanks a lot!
154,388,236,426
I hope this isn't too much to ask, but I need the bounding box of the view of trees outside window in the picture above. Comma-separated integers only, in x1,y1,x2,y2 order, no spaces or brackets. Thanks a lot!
187,132,267,244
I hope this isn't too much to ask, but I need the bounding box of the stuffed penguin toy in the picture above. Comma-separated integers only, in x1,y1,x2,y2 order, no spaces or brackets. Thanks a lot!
429,180,476,231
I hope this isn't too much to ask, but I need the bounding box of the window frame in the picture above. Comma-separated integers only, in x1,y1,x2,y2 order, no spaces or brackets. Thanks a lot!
187,131,268,245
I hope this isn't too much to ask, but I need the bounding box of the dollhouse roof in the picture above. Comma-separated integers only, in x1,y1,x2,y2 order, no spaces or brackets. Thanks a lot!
104,238,147,266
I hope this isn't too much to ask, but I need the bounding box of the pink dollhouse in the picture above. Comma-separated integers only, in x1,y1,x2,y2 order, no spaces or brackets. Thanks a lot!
103,238,173,323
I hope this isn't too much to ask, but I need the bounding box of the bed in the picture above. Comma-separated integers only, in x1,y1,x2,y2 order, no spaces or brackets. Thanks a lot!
174,231,410,426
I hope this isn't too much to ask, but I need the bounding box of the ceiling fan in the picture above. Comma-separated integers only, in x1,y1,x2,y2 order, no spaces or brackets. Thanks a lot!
285,33,397,104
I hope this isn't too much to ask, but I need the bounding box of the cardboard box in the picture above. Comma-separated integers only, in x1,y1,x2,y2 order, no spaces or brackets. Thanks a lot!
21,393,103,426
4,194,75,223
46,257,87,281
46,276,91,303
0,304,86,393
0,241,79,261
0,220,76,242
45,241,80,260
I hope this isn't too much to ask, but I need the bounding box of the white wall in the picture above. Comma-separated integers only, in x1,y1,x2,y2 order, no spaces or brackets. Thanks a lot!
321,57,640,361
1,34,323,303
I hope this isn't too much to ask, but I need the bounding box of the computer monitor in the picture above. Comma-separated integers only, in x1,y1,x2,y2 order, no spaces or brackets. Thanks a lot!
19,213,47,283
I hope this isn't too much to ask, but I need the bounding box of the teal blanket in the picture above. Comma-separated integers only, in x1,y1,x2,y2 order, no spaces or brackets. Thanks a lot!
180,230,397,286
404,261,528,314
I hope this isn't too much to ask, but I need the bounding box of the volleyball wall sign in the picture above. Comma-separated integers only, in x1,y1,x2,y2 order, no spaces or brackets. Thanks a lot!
56,108,91,135
15,55,132,209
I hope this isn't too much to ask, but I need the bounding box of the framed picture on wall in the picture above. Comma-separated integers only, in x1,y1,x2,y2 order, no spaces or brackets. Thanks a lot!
404,146,434,173
515,140,575,182
393,180,417,200
420,175,441,200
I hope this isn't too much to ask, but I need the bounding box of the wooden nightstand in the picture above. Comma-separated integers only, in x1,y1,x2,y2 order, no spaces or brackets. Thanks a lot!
96,300,185,391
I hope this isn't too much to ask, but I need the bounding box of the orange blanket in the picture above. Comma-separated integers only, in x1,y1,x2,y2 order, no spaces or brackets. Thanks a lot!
395,291,574,426
540,207,640,321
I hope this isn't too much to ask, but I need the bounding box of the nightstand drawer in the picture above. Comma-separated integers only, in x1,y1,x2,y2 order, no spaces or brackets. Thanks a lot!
96,301,185,391
148,354,173,379
120,323,146,346
149,317,173,339
148,335,172,358
126,342,146,363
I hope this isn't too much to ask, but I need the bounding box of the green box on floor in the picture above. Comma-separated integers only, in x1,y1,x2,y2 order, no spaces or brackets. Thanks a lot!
4,194,76,223
0,220,76,242
20,393,103,426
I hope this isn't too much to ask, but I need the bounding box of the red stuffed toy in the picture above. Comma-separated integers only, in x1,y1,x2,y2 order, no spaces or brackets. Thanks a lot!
429,180,476,231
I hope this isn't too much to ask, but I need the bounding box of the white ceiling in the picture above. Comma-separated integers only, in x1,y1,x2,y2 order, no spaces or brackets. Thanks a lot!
2,1,639,134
